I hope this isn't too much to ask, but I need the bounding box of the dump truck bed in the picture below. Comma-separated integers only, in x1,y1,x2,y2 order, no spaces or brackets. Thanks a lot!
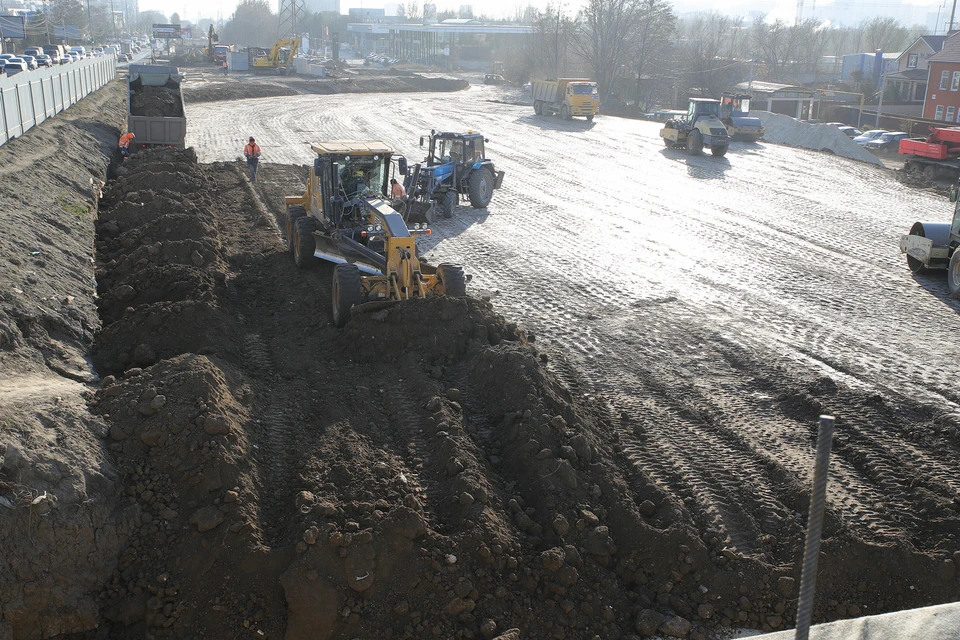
127,64,187,148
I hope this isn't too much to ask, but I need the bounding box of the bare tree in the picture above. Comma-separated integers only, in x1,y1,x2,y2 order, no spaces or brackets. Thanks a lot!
631,0,675,109
406,0,423,22
523,5,578,81
576,0,639,100
862,16,908,52
752,14,806,82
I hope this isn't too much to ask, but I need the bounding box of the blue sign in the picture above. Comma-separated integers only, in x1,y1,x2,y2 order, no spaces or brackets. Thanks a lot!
0,15,26,39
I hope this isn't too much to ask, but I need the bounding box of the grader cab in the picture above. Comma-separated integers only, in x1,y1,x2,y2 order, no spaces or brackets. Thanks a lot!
284,141,466,327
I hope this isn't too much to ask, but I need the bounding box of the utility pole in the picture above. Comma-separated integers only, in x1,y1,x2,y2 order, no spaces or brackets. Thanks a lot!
876,72,886,127
951,0,958,31
43,0,51,43
748,59,755,91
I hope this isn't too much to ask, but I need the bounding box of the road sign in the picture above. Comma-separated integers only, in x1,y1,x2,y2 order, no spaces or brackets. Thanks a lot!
152,23,182,39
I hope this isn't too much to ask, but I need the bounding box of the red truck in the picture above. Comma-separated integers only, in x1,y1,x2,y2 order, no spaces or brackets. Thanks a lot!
213,44,233,64
899,127,960,179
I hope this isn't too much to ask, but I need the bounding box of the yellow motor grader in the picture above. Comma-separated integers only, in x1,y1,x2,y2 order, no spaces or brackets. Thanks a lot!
285,141,466,327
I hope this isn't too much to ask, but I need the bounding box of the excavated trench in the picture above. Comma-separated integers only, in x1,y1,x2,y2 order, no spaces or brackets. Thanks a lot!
80,147,960,640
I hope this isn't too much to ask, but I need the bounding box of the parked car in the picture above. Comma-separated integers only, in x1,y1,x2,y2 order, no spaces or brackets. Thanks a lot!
837,126,862,138
864,131,909,154
20,55,38,70
853,129,887,146
483,73,505,85
4,59,28,75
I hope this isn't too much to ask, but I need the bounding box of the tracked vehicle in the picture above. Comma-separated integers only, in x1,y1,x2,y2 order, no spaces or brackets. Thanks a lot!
285,141,466,327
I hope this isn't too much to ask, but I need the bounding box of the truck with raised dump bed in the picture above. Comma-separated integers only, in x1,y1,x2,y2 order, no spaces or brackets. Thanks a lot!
127,64,186,149
531,78,600,121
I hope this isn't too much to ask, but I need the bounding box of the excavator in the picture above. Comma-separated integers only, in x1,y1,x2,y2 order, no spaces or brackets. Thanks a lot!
284,141,466,327
252,37,301,75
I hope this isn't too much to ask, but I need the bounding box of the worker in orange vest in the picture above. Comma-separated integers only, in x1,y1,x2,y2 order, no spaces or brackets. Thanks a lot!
244,137,262,182
119,132,135,159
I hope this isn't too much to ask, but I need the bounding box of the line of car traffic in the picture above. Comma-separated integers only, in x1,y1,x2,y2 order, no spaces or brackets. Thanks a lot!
0,42,132,76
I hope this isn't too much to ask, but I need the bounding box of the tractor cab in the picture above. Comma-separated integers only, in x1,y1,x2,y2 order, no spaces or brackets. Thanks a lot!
719,93,750,119
422,131,487,167
687,98,721,125
412,130,505,218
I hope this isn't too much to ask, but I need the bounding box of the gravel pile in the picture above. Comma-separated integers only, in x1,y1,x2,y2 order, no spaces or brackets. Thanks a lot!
756,111,882,165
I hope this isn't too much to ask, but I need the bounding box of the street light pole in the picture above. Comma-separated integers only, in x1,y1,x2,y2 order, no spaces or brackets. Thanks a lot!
876,72,886,127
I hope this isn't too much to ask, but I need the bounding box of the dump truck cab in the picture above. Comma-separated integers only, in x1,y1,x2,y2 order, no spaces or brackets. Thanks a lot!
531,78,600,121
660,98,730,157
413,130,505,218
284,141,466,327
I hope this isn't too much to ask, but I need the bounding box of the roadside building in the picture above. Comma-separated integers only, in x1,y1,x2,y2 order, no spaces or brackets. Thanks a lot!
922,32,960,122
886,35,945,105
734,81,818,119
347,19,533,71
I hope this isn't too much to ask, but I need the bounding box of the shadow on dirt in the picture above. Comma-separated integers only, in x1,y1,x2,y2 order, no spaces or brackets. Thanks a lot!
515,114,598,132
911,271,960,313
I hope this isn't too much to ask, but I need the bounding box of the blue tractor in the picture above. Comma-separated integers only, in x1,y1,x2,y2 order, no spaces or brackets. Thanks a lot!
410,130,505,219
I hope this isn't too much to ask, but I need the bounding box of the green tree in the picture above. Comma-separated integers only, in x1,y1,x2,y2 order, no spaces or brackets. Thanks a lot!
221,0,278,48
170,13,181,25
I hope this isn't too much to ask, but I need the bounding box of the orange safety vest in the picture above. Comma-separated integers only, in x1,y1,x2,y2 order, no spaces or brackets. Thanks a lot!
119,133,134,148
244,143,261,158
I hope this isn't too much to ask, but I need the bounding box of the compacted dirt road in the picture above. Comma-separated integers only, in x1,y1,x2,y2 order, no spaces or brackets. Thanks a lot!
187,86,960,566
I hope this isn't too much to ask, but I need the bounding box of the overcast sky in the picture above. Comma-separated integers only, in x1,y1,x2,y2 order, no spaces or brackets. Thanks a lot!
138,0,939,25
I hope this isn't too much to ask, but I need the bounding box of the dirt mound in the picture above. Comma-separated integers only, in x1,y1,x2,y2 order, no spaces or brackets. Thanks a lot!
755,112,882,165
130,84,184,118
183,73,468,103
0,80,133,640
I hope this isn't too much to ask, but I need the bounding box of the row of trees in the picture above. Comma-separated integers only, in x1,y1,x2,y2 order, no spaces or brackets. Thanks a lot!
520,1,932,111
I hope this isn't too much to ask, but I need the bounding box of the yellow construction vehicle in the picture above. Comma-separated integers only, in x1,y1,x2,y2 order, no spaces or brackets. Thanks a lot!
252,37,301,74
284,141,466,327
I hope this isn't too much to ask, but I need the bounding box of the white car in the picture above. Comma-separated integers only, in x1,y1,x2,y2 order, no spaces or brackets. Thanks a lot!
853,129,887,146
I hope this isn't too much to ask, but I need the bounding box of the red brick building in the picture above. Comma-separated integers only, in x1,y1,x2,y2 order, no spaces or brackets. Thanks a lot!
922,32,960,122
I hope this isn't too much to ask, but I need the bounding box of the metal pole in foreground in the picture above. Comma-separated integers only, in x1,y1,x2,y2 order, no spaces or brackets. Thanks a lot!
795,415,836,640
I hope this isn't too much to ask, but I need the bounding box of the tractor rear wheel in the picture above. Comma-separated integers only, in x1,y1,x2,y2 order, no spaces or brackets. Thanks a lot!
442,191,457,219
711,145,728,157
294,217,318,269
437,263,466,297
332,264,363,328
286,205,305,253
687,130,703,156
949,251,960,296
467,169,493,208
561,104,571,120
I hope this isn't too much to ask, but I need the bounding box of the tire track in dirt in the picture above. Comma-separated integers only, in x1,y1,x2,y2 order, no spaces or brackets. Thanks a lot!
187,91,960,558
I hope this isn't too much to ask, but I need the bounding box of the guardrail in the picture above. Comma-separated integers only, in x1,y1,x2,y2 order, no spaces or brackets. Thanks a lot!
0,55,118,147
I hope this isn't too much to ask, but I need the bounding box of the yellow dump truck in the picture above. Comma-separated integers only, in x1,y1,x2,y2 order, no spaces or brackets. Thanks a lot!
531,78,600,121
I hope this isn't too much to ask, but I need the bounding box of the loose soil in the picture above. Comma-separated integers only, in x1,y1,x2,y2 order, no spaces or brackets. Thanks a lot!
2,86,959,640
182,70,468,104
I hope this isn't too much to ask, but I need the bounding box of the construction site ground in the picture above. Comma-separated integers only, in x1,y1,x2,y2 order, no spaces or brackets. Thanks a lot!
1,77,959,640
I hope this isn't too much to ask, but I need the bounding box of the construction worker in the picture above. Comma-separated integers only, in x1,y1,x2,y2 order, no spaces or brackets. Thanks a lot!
118,132,135,159
222,60,228,75
244,137,261,182
390,178,405,200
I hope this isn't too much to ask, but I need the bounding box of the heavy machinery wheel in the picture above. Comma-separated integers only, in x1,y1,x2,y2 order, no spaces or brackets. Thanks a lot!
586,114,594,122
662,136,672,147
924,165,938,180
711,145,728,157
906,162,922,175
286,205,305,253
437,263,466,297
467,169,493,208
332,264,363,328
687,130,703,156
293,217,318,269
561,104,571,120
442,191,457,219
949,251,960,296
905,222,928,274
534,100,542,115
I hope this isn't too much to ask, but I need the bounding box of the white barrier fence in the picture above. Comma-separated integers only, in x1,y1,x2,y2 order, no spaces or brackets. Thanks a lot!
0,55,118,146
